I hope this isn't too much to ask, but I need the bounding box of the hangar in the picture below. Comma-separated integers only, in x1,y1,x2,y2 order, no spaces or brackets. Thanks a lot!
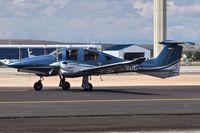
103,44,151,60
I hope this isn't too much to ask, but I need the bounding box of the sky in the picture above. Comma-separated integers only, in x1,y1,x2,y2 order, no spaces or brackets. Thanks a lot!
0,0,200,44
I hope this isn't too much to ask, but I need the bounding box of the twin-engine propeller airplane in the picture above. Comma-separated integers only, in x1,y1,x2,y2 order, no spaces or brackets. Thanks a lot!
7,40,194,91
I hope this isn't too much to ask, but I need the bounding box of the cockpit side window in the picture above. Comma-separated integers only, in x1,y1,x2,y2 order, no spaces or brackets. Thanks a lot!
66,49,78,60
84,50,99,61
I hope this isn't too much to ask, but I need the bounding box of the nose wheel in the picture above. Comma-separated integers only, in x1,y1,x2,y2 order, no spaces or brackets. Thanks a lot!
34,81,43,91
34,76,44,91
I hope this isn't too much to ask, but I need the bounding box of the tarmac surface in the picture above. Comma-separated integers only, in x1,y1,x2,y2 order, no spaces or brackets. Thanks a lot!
0,86,200,132
0,67,200,132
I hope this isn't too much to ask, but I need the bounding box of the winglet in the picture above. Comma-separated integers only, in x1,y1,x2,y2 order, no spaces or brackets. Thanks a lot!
159,40,195,45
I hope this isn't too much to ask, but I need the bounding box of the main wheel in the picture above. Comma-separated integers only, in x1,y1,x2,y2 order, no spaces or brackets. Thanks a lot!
84,83,93,91
34,81,43,91
61,81,70,90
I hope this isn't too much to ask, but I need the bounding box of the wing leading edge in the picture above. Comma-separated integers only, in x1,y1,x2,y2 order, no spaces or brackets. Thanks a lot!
77,57,146,76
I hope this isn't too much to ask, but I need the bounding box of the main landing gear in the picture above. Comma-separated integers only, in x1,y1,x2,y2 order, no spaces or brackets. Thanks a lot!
82,76,93,91
34,76,44,91
59,77,70,90
59,74,70,90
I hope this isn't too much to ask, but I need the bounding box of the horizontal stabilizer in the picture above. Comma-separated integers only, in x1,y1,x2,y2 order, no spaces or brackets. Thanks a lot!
159,40,195,45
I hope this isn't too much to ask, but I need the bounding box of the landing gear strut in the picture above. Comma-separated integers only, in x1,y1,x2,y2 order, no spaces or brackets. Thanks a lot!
82,76,93,91
34,76,44,91
59,74,70,90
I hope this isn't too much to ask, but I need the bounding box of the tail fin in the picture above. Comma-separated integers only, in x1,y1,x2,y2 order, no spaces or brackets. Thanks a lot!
138,40,195,78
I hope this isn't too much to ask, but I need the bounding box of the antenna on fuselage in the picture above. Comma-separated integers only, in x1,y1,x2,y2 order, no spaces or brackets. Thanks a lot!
56,46,59,62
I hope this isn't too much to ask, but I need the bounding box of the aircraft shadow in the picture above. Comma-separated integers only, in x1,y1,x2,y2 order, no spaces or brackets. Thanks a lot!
0,86,162,96
41,87,161,96
92,89,161,96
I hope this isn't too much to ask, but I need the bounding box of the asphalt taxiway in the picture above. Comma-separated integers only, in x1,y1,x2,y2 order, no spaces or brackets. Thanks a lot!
0,85,200,132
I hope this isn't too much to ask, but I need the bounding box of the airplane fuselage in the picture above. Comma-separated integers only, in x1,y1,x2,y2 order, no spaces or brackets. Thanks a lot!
8,47,124,77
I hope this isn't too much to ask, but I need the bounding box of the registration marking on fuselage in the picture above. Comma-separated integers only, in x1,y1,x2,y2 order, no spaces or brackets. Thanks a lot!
1,98,200,104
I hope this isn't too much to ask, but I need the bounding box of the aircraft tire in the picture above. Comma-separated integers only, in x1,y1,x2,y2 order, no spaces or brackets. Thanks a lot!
61,81,70,90
89,83,93,91
34,81,43,91
84,83,93,91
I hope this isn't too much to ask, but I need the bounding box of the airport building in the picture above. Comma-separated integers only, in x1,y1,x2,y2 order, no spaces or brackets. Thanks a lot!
103,44,151,60
0,39,102,59
0,39,152,61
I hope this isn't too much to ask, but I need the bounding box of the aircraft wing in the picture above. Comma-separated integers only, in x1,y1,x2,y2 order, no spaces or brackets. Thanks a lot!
79,57,146,76
17,66,59,76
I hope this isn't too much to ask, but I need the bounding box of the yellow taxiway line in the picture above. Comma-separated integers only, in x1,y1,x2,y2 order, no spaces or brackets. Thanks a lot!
1,98,200,104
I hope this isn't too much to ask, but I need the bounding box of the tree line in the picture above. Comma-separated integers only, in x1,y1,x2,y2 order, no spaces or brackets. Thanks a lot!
185,51,200,61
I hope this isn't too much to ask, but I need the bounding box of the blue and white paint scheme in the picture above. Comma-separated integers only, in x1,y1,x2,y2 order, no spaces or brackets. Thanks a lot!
7,40,195,91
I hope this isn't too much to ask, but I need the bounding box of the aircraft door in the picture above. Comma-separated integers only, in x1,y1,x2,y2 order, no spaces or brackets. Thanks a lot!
66,49,80,62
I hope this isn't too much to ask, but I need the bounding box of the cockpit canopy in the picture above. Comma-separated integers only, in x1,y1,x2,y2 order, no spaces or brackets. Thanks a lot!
50,48,99,62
